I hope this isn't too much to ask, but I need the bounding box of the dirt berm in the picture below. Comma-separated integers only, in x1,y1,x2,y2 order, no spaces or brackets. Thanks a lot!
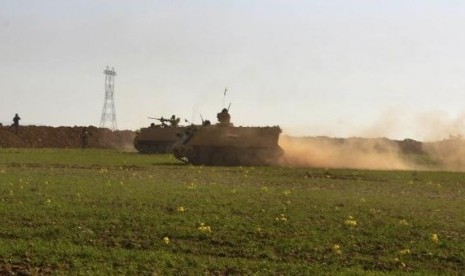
0,125,135,150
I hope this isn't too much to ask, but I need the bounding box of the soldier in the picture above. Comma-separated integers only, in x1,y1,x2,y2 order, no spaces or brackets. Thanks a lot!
10,113,21,134
216,108,231,125
81,127,90,148
169,115,180,127
159,117,168,127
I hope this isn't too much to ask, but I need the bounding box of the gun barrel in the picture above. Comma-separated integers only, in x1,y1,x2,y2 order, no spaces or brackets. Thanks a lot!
147,117,166,121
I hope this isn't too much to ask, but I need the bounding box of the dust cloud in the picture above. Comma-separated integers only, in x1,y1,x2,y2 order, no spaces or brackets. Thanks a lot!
412,111,465,171
411,111,465,142
278,136,465,172
422,137,465,171
278,110,465,171
279,136,415,170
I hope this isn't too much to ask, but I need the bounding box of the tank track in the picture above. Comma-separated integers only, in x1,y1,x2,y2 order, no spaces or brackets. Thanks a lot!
134,141,174,154
184,146,283,166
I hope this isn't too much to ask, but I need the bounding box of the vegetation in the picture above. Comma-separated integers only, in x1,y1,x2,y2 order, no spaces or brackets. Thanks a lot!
0,148,464,274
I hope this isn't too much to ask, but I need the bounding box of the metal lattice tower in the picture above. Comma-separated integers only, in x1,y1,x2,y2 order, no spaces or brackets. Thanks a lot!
100,66,117,130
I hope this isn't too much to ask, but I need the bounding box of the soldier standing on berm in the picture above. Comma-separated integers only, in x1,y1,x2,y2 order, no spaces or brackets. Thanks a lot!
10,113,21,134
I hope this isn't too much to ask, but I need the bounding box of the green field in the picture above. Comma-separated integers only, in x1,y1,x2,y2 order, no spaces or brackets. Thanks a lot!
0,148,464,274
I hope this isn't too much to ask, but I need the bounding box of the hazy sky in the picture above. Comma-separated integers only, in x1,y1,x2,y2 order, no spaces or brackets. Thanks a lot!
2,0,465,140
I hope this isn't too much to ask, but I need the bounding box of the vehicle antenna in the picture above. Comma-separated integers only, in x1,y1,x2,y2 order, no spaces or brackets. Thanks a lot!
222,88,228,108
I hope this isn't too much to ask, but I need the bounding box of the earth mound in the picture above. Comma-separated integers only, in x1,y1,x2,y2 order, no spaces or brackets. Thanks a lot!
0,125,135,150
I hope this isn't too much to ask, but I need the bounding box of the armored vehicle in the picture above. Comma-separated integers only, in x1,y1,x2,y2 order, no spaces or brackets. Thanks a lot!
173,110,283,166
134,116,185,154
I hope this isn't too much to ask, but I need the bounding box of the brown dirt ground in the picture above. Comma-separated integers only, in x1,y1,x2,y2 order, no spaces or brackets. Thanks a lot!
0,125,135,150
